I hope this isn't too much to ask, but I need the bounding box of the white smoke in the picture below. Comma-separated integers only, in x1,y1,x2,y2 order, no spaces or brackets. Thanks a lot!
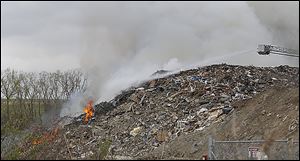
60,1,299,116
60,92,86,117
248,1,299,50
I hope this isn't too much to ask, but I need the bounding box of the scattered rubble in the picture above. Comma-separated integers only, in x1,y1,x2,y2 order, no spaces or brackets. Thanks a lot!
17,64,299,159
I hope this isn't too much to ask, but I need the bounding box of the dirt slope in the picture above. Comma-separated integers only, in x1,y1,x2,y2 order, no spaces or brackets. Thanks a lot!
4,64,298,160
148,86,299,159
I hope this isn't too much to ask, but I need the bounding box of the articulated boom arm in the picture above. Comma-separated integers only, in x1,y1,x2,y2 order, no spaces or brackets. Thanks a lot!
257,44,299,57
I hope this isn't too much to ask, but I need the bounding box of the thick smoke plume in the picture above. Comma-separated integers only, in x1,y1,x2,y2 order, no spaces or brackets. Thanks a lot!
248,1,299,50
61,1,299,116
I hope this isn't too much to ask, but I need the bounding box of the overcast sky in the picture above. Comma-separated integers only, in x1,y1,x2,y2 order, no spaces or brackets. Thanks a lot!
1,1,86,72
1,1,299,73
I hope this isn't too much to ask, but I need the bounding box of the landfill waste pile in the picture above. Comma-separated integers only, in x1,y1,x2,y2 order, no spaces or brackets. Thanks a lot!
11,64,299,160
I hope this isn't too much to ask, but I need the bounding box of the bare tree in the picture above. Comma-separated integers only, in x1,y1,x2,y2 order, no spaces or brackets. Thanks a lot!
1,68,88,123
1,69,18,120
15,72,27,118
26,72,39,117
49,71,63,105
38,71,52,117
72,69,87,93
58,71,72,100
80,73,88,93
62,69,88,98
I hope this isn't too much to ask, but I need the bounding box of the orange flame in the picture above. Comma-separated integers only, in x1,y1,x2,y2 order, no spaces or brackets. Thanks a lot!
32,127,59,145
83,100,94,124
32,140,42,145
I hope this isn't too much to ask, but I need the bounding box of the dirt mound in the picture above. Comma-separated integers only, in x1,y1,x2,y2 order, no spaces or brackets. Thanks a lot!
148,86,299,159
9,64,299,160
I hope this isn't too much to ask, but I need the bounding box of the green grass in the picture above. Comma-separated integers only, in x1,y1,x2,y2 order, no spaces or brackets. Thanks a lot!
3,133,45,160
91,139,112,160
99,139,112,160
1,100,51,136
1,99,65,160
5,146,22,160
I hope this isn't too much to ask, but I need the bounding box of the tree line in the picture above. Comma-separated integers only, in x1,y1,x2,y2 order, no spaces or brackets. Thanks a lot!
1,68,87,122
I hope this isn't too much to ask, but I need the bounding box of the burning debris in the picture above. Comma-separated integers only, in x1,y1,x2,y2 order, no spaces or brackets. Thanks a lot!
16,64,299,159
32,127,59,145
83,100,94,124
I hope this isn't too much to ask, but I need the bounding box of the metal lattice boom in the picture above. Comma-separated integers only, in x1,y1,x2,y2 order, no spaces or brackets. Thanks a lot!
257,44,299,57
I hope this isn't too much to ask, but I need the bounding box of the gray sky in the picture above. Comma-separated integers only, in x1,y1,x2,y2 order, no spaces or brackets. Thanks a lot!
2,1,298,117
2,1,299,107
1,1,299,74
1,1,84,72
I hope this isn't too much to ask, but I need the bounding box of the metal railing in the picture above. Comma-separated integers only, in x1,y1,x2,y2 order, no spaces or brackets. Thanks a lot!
208,136,299,160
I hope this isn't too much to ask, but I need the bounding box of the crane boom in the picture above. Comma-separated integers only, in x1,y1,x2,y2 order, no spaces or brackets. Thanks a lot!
257,44,299,57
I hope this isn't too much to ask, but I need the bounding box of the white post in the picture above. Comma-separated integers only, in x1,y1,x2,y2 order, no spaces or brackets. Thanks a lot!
208,135,213,160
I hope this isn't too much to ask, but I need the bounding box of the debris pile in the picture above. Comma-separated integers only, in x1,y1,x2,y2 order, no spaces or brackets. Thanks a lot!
36,64,300,159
